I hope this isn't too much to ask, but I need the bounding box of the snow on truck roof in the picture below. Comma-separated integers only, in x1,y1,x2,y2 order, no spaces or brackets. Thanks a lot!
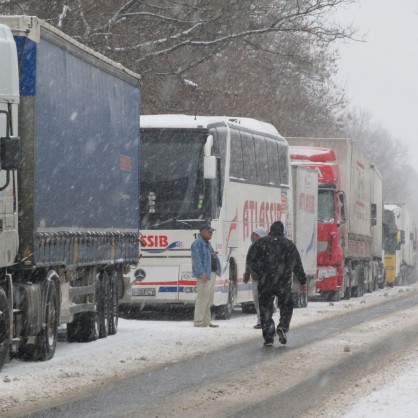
140,114,285,139
0,15,141,83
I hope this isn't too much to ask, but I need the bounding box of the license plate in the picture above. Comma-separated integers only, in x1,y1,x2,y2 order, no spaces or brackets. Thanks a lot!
131,287,156,296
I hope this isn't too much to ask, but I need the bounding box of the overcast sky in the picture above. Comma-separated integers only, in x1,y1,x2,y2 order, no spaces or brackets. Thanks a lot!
335,0,418,167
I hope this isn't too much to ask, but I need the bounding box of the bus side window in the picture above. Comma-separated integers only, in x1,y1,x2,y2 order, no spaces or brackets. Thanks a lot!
241,131,257,183
211,126,227,185
277,142,290,186
253,134,268,185
266,139,280,185
230,129,244,179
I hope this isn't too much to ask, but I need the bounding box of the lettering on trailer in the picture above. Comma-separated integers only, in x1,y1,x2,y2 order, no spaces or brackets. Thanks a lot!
299,193,316,214
243,200,281,241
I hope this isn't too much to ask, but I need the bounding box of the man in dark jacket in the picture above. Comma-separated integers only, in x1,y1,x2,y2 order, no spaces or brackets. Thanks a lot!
247,221,307,347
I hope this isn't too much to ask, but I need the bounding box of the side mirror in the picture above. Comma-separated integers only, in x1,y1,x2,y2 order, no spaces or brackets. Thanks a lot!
1,136,21,170
204,156,216,179
204,135,214,157
400,230,406,245
338,191,347,224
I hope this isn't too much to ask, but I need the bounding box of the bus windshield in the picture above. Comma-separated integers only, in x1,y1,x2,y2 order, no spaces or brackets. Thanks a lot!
318,190,335,223
140,129,207,229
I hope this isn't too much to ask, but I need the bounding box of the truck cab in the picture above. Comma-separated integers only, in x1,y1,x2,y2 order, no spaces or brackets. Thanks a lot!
0,23,20,268
290,146,345,300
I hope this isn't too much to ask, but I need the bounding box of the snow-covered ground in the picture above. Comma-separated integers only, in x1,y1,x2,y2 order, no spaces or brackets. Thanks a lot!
1,284,418,417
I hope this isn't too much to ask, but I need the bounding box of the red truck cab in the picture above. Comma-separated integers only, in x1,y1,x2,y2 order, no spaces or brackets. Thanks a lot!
290,146,346,298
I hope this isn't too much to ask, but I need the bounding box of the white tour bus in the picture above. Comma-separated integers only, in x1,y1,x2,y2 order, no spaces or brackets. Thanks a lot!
121,115,293,318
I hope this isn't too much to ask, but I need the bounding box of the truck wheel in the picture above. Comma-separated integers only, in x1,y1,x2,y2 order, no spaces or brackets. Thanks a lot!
328,291,341,302
108,271,119,335
67,311,99,343
0,288,10,372
35,280,59,361
344,285,351,299
241,302,256,314
98,272,110,339
351,286,358,298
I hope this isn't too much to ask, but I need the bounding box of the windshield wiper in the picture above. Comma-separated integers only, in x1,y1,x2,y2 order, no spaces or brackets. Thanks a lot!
149,216,192,229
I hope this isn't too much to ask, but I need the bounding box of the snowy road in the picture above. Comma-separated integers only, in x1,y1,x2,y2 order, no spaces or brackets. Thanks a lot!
4,288,418,417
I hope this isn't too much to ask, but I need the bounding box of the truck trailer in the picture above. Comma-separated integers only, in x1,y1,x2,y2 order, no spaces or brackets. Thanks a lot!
0,16,140,371
288,138,384,301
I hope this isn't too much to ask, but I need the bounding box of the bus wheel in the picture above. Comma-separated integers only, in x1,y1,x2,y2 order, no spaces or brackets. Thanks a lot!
214,259,237,320
214,282,235,319
213,280,236,320
0,288,10,371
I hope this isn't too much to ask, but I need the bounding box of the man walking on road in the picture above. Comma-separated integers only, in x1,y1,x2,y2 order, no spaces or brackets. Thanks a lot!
247,221,307,347
191,223,221,328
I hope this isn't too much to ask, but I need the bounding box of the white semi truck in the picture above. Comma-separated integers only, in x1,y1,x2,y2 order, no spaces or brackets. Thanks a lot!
383,203,417,286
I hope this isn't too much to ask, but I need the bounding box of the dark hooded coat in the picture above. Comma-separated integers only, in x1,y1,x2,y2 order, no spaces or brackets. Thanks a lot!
247,230,307,294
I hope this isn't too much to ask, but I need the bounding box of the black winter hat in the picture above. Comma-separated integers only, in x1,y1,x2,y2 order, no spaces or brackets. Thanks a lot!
270,221,284,235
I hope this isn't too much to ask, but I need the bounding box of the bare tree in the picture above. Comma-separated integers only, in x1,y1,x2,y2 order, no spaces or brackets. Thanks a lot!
0,1,355,116
340,107,418,209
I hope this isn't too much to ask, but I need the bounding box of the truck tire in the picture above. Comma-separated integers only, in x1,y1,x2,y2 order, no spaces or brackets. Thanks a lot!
241,302,256,314
98,272,110,338
67,311,99,343
0,288,10,372
344,284,352,299
328,291,341,302
108,271,119,335
35,280,59,361
20,280,59,361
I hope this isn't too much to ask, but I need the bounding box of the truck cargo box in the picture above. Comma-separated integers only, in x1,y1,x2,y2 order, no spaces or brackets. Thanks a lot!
370,164,383,258
1,16,141,267
287,137,377,259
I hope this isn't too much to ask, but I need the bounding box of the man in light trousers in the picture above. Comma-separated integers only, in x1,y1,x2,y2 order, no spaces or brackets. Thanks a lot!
191,223,221,328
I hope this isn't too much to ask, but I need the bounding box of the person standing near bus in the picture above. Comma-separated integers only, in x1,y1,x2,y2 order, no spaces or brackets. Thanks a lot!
243,226,267,329
247,221,307,347
191,223,221,328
